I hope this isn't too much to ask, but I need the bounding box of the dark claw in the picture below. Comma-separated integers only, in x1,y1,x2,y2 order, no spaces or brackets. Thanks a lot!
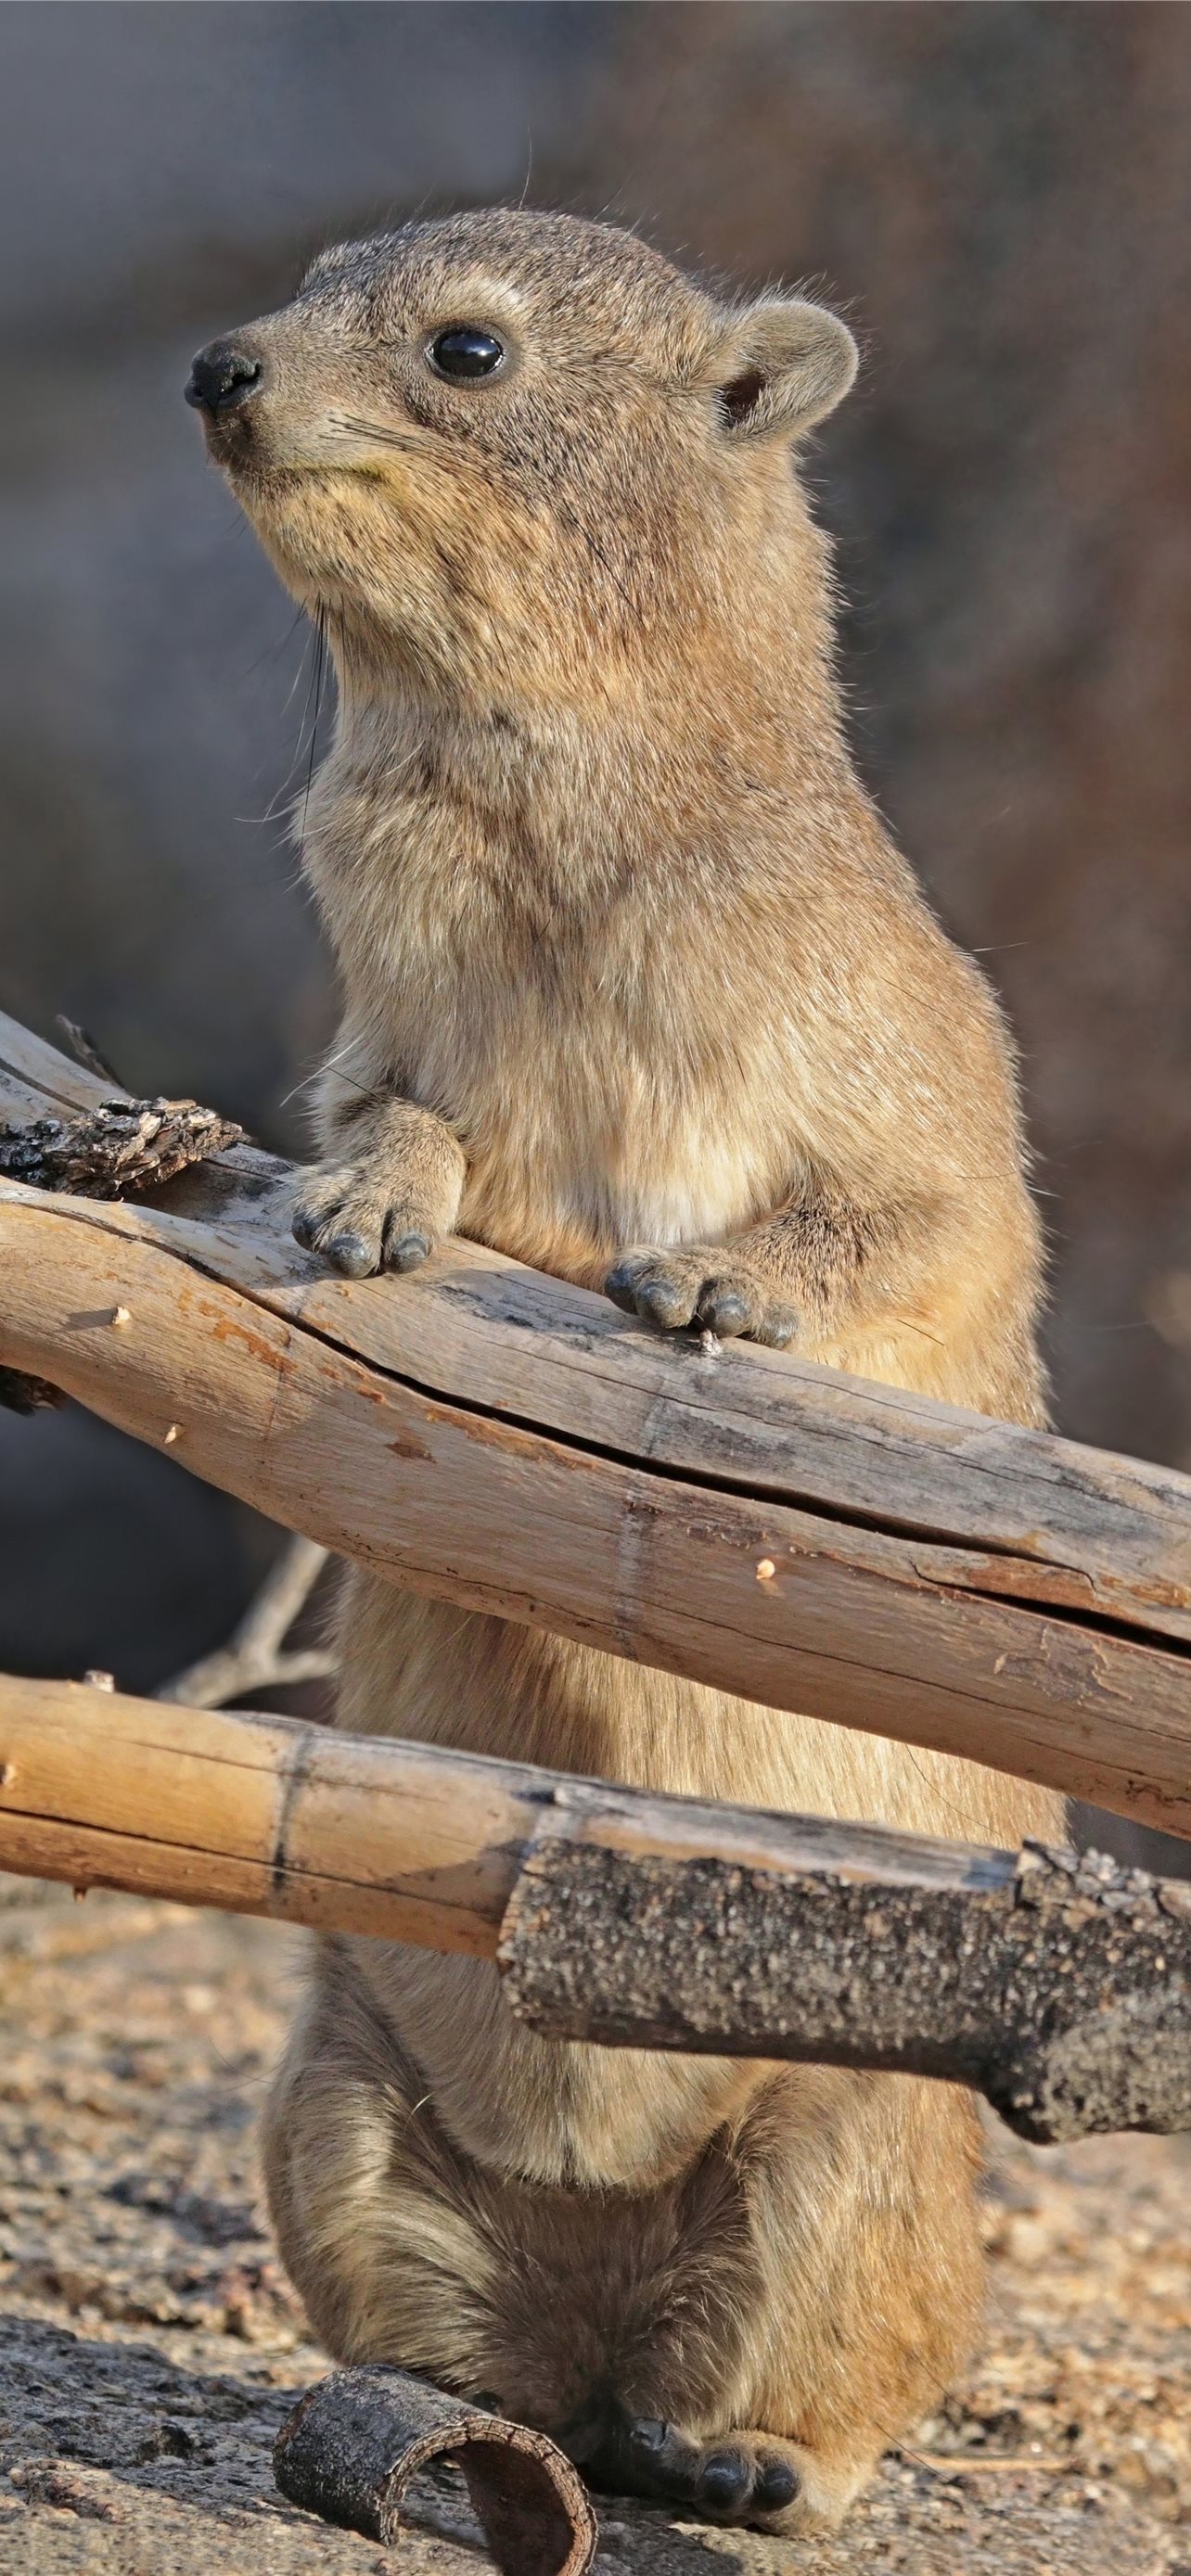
620,2416,703,2506
696,2448,752,2513
755,2455,800,2511
636,1280,691,1330
324,1229,375,1279
626,2418,671,2461
385,1229,430,1273
604,1260,642,1311
699,1291,750,1337
291,1205,324,1251
762,1310,797,1349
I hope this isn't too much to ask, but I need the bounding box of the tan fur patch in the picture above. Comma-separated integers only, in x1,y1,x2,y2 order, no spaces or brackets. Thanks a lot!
197,207,1057,2526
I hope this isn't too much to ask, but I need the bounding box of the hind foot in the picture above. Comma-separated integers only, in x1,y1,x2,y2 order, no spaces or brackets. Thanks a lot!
578,2409,855,2534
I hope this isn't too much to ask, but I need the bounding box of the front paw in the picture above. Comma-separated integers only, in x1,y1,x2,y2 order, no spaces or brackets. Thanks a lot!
292,1164,445,1280
604,1245,799,1346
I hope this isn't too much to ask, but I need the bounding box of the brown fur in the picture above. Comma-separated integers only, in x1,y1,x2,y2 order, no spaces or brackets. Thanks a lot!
191,208,1060,2536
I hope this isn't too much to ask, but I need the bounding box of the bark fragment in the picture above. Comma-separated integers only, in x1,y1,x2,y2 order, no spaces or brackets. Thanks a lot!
0,1096,243,1201
273,2365,596,2575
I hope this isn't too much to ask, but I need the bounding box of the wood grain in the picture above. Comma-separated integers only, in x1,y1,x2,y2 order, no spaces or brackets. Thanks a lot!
2,1010,1191,1831
0,1671,1012,1949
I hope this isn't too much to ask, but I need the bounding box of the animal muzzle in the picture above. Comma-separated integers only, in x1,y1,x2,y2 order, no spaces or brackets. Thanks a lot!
186,337,266,416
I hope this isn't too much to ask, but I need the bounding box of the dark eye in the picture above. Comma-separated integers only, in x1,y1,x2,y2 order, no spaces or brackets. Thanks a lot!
428,327,506,382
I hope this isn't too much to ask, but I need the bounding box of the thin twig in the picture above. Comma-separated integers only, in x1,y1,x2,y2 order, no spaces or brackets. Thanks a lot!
906,2452,1071,2478
156,1534,336,1708
56,1014,124,1088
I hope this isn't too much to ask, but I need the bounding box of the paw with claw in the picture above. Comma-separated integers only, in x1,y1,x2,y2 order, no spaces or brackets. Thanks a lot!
292,1156,460,1282
291,1101,466,1281
604,1244,799,1346
583,2409,840,2534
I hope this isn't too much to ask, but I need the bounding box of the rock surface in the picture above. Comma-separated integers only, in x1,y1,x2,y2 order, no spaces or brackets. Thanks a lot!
0,1879,1188,2574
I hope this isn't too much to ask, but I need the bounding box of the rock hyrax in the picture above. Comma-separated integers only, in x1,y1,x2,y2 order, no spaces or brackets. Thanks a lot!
187,208,1058,2536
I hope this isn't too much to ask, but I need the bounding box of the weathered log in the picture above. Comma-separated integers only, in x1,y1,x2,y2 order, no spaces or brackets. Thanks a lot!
273,2366,596,2575
3,1007,1191,1834
500,1834,1191,2146
1,1673,1187,2141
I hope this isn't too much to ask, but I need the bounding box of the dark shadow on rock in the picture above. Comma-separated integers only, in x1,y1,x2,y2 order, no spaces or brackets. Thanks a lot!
0,2313,298,2493
0,2316,751,2570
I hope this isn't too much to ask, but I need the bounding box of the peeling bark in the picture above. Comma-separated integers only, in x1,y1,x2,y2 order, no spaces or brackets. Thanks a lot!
273,2366,596,2575
0,1096,243,1201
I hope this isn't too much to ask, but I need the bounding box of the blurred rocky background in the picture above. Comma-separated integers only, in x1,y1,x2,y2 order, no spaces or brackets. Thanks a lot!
2,6,1189,1781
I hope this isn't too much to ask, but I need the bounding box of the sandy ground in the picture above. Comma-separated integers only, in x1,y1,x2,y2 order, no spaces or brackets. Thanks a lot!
0,1878,1187,2576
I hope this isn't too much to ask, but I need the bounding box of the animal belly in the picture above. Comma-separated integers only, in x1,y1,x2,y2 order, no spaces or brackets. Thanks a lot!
455,1117,772,1290
333,1577,756,2185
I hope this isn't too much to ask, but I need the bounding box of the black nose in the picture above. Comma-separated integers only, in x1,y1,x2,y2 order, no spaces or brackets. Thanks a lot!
186,339,264,414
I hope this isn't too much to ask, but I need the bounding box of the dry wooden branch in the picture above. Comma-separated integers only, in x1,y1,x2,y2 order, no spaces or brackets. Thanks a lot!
157,1533,335,1708
274,2366,596,2575
1,1673,1186,2142
0,1672,539,1956
2,1008,1191,1833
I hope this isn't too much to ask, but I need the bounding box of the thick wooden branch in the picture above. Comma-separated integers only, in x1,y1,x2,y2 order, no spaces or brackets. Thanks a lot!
500,1834,1191,2147
0,1673,539,1956
0,1673,1187,2143
3,1010,1191,1833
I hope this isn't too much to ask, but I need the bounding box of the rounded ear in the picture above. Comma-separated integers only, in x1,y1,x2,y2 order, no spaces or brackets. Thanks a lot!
711,298,858,442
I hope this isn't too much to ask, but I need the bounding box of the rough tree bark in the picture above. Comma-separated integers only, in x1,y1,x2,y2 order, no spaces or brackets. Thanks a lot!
274,2367,596,2576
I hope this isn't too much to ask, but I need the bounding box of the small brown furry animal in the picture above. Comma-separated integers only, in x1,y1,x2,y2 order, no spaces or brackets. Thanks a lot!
187,209,1059,2536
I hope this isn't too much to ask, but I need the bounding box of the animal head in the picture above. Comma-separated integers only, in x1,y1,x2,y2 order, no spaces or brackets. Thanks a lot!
188,209,856,712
